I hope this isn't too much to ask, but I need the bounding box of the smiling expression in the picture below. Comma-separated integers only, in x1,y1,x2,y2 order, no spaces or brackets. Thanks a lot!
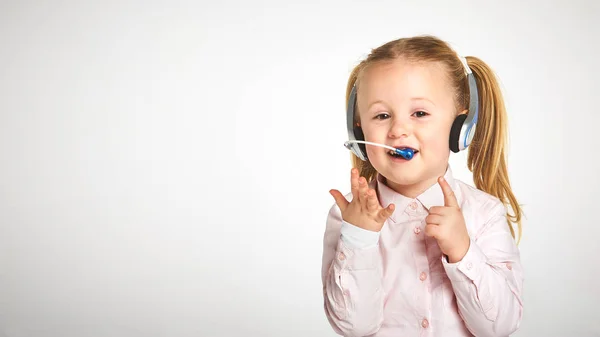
356,58,465,197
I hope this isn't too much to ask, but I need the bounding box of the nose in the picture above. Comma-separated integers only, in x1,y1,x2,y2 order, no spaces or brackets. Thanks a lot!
388,117,412,139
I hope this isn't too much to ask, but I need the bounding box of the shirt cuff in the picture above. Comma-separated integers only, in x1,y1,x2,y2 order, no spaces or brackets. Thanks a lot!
340,220,380,249
442,238,487,283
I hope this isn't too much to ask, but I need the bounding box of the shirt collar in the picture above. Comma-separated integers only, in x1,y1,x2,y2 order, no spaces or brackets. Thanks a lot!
371,165,462,223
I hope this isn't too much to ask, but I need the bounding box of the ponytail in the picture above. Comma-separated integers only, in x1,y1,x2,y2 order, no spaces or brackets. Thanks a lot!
466,56,523,244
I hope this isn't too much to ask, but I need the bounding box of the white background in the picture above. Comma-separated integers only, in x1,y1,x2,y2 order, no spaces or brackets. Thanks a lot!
1,0,598,336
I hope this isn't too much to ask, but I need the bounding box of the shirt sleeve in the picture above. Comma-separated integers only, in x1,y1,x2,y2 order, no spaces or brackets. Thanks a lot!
321,200,385,337
340,219,380,249
442,199,524,337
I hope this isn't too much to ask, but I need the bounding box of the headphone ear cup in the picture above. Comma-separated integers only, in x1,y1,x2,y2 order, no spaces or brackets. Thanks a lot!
449,114,467,153
353,126,368,159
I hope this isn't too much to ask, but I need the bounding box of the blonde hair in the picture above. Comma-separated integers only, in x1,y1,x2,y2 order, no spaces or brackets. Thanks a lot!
346,35,522,243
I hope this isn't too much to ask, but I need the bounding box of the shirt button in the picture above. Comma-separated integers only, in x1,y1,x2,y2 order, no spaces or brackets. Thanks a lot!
419,272,427,281
414,227,421,234
421,318,429,328
466,262,473,270
410,201,418,210
506,262,512,270
338,252,346,261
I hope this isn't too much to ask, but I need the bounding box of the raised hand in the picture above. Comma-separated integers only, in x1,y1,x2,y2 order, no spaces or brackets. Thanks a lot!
329,168,395,232
425,176,471,263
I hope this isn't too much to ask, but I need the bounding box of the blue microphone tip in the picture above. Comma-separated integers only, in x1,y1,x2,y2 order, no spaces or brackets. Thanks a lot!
395,148,414,160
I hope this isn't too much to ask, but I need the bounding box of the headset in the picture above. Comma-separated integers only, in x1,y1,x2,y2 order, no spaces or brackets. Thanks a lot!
343,55,479,161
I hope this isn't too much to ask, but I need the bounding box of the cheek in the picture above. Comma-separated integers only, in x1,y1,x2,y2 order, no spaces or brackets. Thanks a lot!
366,143,386,160
420,125,451,152
362,124,386,142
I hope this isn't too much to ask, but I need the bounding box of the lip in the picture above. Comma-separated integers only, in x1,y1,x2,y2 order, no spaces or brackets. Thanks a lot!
386,146,420,155
390,145,418,151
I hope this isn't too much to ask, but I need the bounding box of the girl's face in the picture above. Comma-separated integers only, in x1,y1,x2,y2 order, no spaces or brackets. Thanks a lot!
357,58,463,197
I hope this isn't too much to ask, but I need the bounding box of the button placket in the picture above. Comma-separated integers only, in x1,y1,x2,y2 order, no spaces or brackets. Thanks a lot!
405,200,421,216
406,201,424,238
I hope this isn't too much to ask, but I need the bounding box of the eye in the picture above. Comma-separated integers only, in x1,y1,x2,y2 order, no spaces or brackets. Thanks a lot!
375,113,390,120
412,111,429,118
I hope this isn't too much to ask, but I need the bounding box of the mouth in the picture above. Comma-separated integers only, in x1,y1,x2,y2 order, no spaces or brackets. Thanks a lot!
387,147,419,159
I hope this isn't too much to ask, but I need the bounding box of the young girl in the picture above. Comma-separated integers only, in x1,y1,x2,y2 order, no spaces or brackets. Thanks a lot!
322,35,523,337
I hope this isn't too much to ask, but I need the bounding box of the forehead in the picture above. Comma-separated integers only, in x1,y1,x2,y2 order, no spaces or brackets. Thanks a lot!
357,58,454,107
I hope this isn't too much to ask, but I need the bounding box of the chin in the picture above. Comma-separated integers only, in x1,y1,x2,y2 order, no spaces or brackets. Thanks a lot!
383,171,424,187
372,157,433,187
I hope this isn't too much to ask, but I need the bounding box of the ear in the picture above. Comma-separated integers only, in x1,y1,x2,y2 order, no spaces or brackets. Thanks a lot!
457,109,468,116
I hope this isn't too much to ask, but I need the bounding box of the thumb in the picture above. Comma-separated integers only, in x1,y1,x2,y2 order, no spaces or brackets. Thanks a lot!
376,203,395,223
329,189,349,212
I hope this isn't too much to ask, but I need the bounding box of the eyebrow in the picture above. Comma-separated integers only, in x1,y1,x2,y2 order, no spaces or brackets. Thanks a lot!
368,97,436,109
367,100,386,110
411,97,436,106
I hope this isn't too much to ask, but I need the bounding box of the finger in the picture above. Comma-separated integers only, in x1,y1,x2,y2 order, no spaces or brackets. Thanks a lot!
428,206,450,216
329,189,349,212
358,176,369,209
438,176,459,208
425,214,443,225
376,203,395,223
366,189,379,212
350,168,359,200
425,224,440,238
